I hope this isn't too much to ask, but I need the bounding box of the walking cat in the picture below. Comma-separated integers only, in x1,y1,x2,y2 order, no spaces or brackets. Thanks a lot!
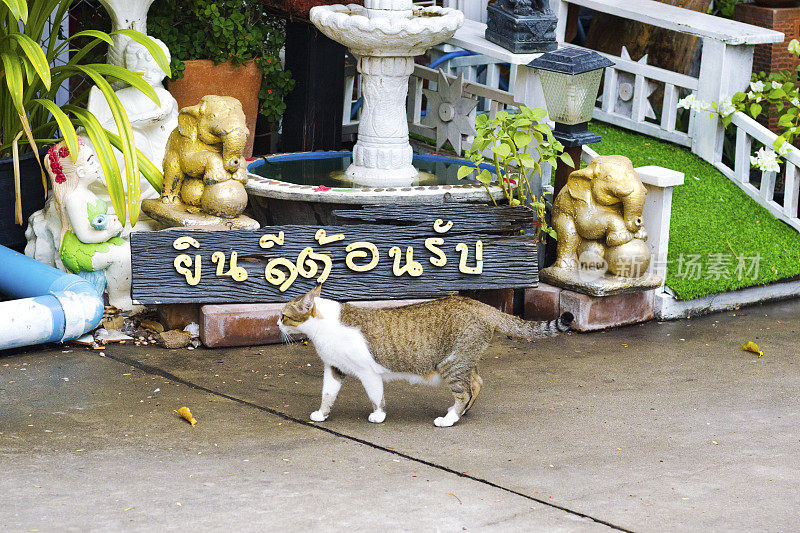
278,285,573,427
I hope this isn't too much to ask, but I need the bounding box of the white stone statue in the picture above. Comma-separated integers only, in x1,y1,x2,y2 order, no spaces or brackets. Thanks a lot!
85,36,178,212
38,140,138,312
98,0,157,69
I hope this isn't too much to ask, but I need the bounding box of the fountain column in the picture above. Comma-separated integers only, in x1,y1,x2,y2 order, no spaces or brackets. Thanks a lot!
349,56,416,184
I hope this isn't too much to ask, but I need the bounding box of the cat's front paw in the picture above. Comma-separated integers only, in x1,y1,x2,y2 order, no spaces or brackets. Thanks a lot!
310,410,328,422
368,410,386,424
434,413,459,427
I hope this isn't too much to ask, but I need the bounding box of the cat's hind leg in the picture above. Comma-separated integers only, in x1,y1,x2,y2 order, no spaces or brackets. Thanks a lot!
435,357,474,427
358,372,386,423
311,365,345,422
462,368,483,415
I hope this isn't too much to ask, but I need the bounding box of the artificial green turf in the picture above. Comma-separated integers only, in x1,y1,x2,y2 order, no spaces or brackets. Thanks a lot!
588,122,800,300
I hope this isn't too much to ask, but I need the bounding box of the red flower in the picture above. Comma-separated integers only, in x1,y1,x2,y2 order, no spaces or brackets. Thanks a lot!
267,90,272,94
313,185,332,192
503,176,517,185
58,146,70,158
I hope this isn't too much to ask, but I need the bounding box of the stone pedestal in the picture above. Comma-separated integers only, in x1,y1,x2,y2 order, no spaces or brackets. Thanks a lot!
485,3,558,54
141,199,260,230
734,4,800,132
525,282,654,331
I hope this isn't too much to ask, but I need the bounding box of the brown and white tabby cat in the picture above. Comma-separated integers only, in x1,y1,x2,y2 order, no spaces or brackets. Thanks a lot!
278,285,573,427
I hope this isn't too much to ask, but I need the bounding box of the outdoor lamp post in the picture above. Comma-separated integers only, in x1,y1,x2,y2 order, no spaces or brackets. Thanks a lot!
529,47,613,267
528,47,614,195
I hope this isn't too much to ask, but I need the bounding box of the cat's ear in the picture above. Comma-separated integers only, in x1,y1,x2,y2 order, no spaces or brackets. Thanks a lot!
301,284,322,311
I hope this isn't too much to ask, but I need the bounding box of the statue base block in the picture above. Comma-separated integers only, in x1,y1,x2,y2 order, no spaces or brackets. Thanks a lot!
141,199,260,230
524,282,655,332
485,4,558,54
539,266,662,297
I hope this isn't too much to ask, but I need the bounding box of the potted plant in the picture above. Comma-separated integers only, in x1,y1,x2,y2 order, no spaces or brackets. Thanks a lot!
148,0,294,157
0,0,169,252
457,107,573,243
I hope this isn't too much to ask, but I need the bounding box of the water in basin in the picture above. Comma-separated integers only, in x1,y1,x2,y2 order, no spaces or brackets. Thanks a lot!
250,152,496,189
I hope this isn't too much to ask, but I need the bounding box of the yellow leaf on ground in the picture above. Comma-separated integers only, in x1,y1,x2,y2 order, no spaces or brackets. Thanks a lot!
174,406,197,426
742,341,764,357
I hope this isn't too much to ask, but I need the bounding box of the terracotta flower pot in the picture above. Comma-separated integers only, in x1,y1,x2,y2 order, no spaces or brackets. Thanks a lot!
167,59,262,158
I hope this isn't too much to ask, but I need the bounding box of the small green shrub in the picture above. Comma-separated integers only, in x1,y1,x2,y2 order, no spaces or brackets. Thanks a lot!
149,0,294,124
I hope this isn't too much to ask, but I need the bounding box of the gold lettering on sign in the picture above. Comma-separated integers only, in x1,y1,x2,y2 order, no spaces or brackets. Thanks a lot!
315,229,346,245
345,242,379,272
173,236,200,250
388,246,423,277
174,254,201,285
456,241,483,274
424,238,447,267
211,251,248,282
296,247,333,284
259,231,285,249
433,219,453,233
264,258,298,292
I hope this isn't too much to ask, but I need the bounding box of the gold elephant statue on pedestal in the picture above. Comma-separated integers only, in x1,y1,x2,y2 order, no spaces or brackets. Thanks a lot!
142,95,259,229
540,155,661,296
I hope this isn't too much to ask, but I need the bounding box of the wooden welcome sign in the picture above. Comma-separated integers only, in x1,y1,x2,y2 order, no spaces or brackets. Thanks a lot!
130,205,539,304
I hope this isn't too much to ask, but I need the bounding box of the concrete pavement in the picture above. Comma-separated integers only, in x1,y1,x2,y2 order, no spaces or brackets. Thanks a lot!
1,298,799,531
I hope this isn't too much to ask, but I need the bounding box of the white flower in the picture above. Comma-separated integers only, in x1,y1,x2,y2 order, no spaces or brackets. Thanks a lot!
677,94,695,110
750,80,766,93
717,97,736,117
777,142,792,157
692,100,711,112
772,80,783,90
791,97,800,107
750,147,781,172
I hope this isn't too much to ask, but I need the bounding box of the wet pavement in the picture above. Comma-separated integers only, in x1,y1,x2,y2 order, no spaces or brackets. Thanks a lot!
1,298,799,531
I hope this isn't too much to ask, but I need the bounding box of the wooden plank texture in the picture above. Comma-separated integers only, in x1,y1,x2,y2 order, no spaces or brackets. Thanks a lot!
131,205,539,305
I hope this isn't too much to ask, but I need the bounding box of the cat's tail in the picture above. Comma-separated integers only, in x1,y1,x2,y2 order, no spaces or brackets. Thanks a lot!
493,311,574,339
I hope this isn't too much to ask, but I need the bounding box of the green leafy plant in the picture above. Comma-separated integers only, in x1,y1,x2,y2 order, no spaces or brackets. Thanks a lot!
456,107,573,240
148,0,294,125
1,0,169,226
708,0,744,19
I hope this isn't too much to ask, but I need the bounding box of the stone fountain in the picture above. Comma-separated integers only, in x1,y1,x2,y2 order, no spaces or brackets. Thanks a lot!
310,0,464,186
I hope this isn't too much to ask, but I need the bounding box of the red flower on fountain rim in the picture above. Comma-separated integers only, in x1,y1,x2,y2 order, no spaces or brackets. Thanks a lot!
313,185,332,192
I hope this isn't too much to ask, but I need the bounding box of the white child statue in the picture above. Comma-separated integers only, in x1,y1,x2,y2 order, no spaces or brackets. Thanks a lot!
85,36,178,214
44,139,139,312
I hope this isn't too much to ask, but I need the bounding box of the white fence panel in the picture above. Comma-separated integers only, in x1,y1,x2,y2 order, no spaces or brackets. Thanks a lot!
714,111,800,232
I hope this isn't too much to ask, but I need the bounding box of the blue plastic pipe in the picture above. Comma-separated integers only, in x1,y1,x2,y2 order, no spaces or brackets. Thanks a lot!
0,245,104,350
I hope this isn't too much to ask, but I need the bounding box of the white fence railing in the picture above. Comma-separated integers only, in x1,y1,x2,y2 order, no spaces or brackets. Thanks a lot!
712,111,800,232
589,47,697,147
343,62,521,143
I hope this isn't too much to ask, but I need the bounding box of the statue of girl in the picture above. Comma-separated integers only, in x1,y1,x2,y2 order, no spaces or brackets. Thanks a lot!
45,139,139,313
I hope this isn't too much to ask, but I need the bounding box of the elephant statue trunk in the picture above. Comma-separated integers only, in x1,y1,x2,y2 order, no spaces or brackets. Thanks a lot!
219,126,249,174
621,183,647,236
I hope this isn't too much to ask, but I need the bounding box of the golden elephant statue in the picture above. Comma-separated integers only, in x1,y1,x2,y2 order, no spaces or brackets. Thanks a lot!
161,95,250,218
551,155,650,278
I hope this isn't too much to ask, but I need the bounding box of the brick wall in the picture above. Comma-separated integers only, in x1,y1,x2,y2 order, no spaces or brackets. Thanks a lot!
735,4,798,132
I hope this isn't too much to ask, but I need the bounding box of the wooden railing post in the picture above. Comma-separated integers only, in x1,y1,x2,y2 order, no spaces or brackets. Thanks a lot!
692,39,755,164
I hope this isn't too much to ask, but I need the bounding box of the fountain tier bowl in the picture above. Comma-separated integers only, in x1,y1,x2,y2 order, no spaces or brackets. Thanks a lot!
246,152,504,226
309,4,464,57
